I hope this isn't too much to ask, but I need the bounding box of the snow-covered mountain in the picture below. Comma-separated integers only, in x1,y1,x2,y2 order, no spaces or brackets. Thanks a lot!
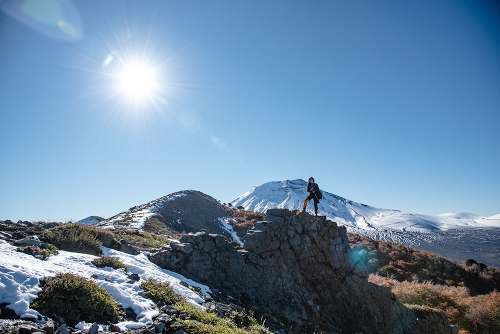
231,179,500,231
75,216,105,226
231,179,500,267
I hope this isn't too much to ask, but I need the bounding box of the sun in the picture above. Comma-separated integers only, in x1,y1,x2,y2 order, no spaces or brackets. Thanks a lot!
116,61,159,100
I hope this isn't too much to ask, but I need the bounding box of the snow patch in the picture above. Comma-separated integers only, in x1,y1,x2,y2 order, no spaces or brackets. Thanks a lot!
218,218,244,246
0,240,210,329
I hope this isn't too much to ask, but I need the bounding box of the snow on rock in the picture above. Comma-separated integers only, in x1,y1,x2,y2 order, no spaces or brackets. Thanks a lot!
218,218,244,246
0,240,209,329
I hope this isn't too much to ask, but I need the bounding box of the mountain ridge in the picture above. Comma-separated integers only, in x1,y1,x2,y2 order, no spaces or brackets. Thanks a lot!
231,179,500,267
230,179,500,230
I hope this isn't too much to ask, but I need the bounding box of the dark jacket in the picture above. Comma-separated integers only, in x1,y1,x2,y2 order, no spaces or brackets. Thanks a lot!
307,182,320,199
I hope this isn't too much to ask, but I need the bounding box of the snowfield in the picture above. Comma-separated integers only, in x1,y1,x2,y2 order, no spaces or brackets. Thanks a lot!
0,240,210,330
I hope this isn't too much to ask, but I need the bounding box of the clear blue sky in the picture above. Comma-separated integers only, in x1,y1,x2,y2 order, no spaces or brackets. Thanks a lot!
1,0,499,222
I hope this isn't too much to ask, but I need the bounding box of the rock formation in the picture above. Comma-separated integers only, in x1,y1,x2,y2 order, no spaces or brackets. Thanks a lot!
150,209,455,334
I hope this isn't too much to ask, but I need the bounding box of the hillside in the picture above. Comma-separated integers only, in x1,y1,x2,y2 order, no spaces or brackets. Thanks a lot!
2,209,500,333
231,179,500,267
93,190,235,238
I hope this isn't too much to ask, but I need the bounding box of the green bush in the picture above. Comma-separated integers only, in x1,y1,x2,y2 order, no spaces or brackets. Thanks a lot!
91,256,128,272
41,224,119,255
140,278,185,305
465,258,478,267
42,244,59,259
176,302,270,334
140,279,271,334
379,265,404,279
31,273,122,326
17,244,59,259
115,229,168,249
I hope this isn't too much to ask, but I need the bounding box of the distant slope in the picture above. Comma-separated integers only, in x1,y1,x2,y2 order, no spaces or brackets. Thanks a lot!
75,216,104,225
231,179,500,267
97,190,235,238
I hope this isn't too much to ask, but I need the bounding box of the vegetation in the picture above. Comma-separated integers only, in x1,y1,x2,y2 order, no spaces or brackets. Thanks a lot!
140,278,185,305
348,233,500,294
369,275,500,334
31,273,122,326
17,244,59,259
140,279,271,334
42,244,59,259
114,229,169,249
91,256,128,272
225,208,265,238
41,224,119,256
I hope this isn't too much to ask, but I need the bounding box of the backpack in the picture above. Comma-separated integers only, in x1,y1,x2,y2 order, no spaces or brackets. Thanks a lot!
311,183,322,200
315,190,323,200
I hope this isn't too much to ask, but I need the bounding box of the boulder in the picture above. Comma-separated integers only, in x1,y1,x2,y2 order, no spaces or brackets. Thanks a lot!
150,209,455,334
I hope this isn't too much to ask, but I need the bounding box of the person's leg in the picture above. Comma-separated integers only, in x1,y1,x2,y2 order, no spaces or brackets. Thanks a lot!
302,198,310,212
314,199,318,216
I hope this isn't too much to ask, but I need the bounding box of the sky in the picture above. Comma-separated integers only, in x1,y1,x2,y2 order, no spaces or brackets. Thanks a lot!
1,0,499,222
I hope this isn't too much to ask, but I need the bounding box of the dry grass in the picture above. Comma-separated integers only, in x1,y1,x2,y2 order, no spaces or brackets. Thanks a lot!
225,208,265,237
370,274,500,333
349,233,500,295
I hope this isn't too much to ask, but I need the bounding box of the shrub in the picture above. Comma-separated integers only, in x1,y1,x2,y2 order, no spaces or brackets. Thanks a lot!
348,233,500,294
391,280,469,326
42,224,103,255
42,244,59,259
140,279,271,334
465,258,478,267
370,274,500,333
115,229,168,249
175,302,269,334
17,244,59,259
94,228,120,248
463,291,500,334
91,256,128,272
31,273,122,326
140,278,185,305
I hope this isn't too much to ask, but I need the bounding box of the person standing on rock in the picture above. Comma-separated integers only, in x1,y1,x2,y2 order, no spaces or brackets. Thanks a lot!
297,177,322,216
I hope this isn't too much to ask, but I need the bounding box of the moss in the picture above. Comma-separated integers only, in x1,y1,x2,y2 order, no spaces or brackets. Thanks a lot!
91,256,128,272
31,273,122,326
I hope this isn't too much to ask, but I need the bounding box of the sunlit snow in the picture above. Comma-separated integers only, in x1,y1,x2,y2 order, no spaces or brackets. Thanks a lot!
0,240,210,330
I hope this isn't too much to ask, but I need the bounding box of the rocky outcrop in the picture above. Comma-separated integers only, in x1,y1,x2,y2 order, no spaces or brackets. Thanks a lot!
150,209,455,334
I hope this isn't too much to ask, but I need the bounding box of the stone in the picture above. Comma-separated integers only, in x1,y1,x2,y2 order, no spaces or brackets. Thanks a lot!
120,239,140,255
149,209,455,334
56,324,69,334
128,273,140,281
109,324,122,333
89,322,99,334
13,236,42,247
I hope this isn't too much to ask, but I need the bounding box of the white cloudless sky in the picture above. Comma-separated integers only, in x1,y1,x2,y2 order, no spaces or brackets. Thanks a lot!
1,0,499,222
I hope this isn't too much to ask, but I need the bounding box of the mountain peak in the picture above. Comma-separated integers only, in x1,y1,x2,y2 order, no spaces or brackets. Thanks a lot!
97,190,233,237
231,179,498,231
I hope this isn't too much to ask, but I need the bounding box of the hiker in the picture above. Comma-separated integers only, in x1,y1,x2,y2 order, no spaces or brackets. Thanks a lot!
299,177,322,216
